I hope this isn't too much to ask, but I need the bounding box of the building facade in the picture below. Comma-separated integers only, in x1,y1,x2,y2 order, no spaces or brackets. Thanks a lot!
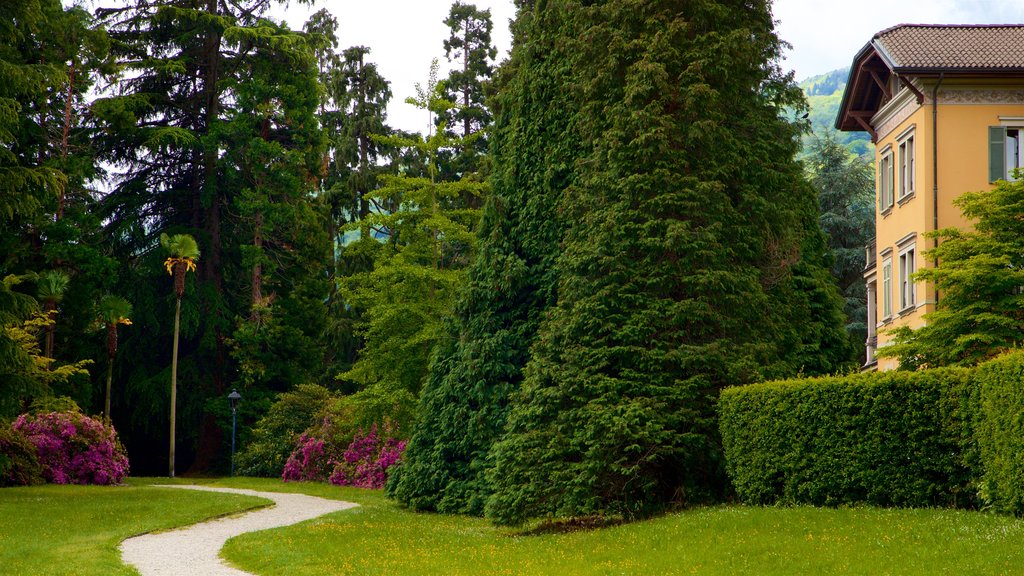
837,25,1024,370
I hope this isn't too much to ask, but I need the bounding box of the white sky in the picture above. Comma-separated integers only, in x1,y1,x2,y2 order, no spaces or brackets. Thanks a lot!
773,0,1024,81
268,0,516,134
78,1,1024,133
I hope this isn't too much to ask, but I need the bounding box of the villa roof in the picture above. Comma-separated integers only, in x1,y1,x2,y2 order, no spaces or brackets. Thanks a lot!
835,24,1024,134
873,25,1024,72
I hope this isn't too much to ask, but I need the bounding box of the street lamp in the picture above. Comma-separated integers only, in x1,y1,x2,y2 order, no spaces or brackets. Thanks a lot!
228,389,241,476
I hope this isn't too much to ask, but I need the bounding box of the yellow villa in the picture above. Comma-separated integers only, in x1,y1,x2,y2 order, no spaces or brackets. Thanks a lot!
837,24,1024,370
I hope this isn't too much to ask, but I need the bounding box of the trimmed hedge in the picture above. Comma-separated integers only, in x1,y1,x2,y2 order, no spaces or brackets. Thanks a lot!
976,351,1024,515
720,368,979,508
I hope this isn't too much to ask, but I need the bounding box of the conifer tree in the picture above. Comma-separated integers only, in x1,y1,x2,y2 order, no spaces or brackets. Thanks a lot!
95,0,326,472
807,132,874,363
438,2,496,183
484,0,848,526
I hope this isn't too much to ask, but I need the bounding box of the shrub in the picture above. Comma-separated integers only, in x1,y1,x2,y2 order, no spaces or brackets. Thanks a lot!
328,423,407,489
0,423,43,487
237,384,332,477
719,368,978,508
975,351,1024,515
12,411,129,485
281,431,331,482
282,418,406,488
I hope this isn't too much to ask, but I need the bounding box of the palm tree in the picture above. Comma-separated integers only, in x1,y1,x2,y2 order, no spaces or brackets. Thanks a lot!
97,295,131,424
36,270,70,359
161,232,199,477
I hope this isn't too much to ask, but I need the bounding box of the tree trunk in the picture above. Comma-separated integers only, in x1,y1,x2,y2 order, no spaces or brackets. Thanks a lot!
105,356,113,425
252,211,263,308
105,323,116,423
58,61,75,221
170,297,180,477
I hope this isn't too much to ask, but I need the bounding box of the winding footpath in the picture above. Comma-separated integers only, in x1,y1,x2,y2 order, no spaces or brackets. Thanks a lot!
120,485,358,576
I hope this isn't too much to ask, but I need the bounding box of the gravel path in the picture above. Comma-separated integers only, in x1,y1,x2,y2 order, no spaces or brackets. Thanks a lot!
120,485,358,576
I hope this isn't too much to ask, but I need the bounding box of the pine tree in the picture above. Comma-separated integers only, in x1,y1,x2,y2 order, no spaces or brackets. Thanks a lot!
438,2,496,183
478,0,848,525
95,0,327,472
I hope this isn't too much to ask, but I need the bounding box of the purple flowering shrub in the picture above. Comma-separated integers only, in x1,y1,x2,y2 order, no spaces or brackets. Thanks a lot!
12,411,129,485
281,432,331,482
328,423,407,489
281,419,406,488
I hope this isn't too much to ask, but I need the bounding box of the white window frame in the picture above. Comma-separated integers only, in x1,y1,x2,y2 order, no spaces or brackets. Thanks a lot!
898,129,915,200
991,120,1024,182
898,239,917,312
879,146,894,213
1007,127,1022,181
882,255,893,320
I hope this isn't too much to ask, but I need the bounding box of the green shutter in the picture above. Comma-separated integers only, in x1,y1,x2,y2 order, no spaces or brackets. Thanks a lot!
990,126,1006,182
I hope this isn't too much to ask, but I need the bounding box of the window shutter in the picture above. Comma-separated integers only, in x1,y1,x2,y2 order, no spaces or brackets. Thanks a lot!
990,126,1006,182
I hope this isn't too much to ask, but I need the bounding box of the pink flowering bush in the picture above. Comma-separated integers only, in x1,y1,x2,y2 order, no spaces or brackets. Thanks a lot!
328,424,407,489
281,419,406,488
12,411,129,485
281,432,331,482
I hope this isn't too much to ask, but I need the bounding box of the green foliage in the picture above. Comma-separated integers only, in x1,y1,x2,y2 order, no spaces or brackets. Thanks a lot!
235,384,332,477
438,1,497,180
389,1,582,515
0,424,43,487
159,233,200,261
807,132,875,363
880,177,1024,368
482,0,850,526
720,369,979,508
974,351,1024,515
337,61,482,409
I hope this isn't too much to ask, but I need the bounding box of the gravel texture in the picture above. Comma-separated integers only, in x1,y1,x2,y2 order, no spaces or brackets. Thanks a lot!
120,484,357,576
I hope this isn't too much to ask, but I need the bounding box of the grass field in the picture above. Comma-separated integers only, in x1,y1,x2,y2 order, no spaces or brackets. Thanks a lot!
0,479,268,576
4,477,1024,575
214,478,1024,576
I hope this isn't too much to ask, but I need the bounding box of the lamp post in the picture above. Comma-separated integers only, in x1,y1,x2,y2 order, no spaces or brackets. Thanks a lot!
228,389,241,476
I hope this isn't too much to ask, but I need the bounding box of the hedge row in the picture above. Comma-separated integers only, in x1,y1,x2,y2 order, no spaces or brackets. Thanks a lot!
719,367,979,508
975,352,1024,515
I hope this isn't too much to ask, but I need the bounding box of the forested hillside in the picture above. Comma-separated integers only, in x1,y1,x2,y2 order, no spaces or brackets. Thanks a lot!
800,68,872,157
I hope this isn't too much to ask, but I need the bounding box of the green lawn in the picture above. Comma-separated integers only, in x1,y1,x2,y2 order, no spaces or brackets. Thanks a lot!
4,477,1024,575
214,478,1024,576
0,478,269,576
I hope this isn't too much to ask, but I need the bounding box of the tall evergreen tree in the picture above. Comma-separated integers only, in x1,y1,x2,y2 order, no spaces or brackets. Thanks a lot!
389,3,585,515
807,132,874,364
438,2,496,182
485,0,848,526
95,0,325,473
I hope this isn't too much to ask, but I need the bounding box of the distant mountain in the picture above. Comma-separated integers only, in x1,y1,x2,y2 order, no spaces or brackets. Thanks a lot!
798,68,873,158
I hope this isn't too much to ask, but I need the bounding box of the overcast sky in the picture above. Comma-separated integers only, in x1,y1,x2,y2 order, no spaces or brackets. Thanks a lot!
79,1,1024,133
269,0,1024,133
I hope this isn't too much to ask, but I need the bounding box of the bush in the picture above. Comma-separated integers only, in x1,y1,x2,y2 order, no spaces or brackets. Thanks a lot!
975,351,1024,514
281,431,331,482
282,418,406,488
719,368,978,507
12,411,129,485
0,424,43,487
328,423,406,489
236,384,333,477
